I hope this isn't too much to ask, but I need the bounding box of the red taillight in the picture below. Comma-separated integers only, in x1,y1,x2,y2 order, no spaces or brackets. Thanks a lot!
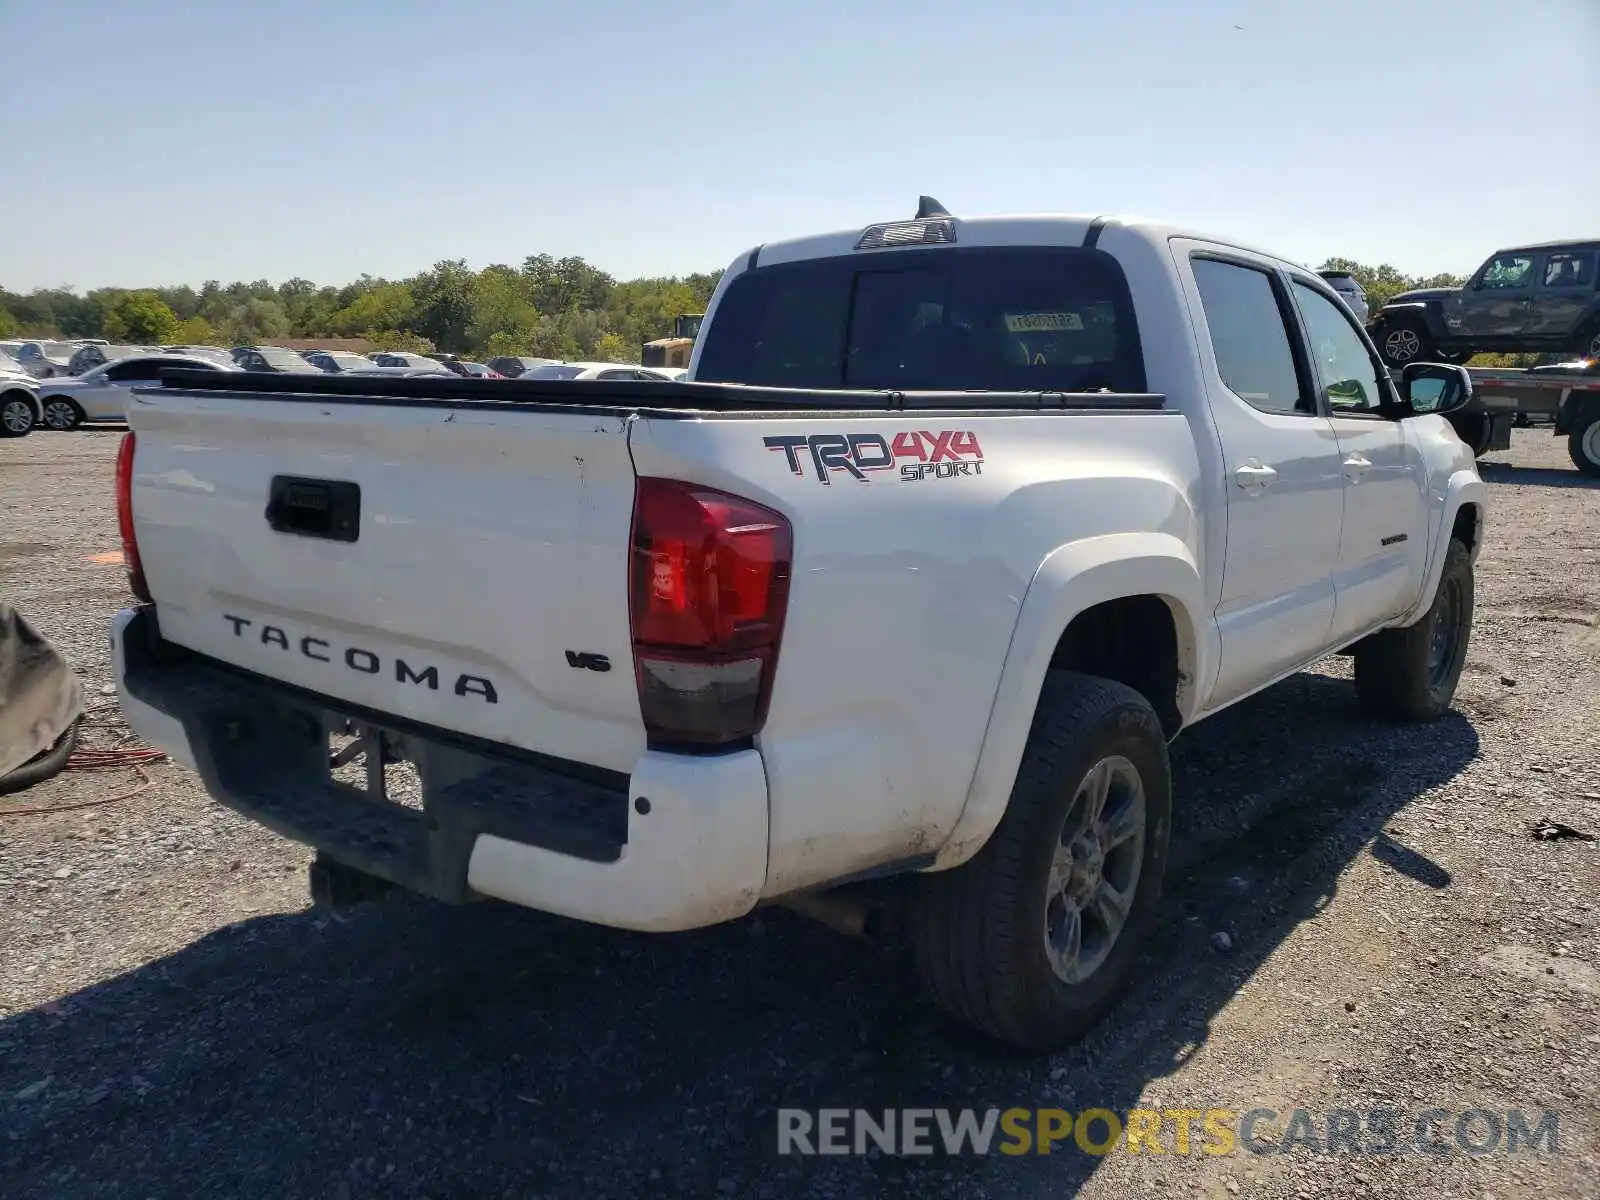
629,477,792,747
115,431,151,603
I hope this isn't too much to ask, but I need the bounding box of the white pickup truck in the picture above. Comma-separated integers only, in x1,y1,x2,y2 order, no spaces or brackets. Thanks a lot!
111,202,1487,1051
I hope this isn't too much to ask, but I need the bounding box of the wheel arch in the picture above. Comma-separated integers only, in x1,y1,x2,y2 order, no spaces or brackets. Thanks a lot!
929,534,1207,870
1397,476,1487,629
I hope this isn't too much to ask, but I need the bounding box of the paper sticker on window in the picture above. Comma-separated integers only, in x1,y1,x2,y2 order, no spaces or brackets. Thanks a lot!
1005,311,1084,333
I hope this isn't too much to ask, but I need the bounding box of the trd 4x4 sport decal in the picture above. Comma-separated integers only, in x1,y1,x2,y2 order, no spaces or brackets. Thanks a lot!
763,430,984,485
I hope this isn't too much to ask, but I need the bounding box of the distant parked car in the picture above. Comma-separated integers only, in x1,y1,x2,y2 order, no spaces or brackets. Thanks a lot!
304,350,376,373
0,351,43,438
14,341,78,379
162,345,237,366
343,366,453,378
372,352,445,370
485,356,556,378
232,346,325,373
460,361,503,378
1317,271,1369,323
68,343,157,374
519,361,683,382
33,354,240,430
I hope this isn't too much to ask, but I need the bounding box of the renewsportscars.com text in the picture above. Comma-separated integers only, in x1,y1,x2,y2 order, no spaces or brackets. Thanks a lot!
776,1107,1562,1158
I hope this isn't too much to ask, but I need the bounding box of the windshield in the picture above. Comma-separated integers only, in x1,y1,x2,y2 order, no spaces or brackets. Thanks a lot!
695,247,1145,393
330,353,372,369
0,350,21,372
522,364,585,380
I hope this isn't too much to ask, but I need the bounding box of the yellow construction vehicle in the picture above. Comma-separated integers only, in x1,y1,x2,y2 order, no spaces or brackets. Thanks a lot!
641,313,704,369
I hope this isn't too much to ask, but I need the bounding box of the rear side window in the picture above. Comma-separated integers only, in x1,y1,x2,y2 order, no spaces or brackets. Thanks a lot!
696,247,1145,393
1541,253,1595,289
1191,258,1308,416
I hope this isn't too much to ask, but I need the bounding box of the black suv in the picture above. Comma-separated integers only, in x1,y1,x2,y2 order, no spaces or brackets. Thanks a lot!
1369,239,1600,367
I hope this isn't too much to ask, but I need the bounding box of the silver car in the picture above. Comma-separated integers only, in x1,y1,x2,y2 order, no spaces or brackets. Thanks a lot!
1317,271,1369,323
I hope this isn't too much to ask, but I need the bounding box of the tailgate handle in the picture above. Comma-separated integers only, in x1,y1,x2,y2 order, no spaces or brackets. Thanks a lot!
266,476,361,543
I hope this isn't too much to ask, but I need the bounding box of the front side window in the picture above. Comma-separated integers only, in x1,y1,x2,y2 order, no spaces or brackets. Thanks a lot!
1292,282,1384,414
1479,254,1534,289
1541,253,1595,289
695,247,1145,393
1191,258,1308,416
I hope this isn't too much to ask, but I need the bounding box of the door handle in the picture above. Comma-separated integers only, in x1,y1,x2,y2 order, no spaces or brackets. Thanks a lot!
1343,454,1373,479
1233,463,1278,492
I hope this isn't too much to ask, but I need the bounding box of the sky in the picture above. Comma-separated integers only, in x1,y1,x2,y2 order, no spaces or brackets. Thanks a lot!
1,0,1596,293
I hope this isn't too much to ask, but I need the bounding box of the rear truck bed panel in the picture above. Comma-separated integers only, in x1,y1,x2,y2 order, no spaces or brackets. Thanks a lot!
627,406,1201,896
126,389,644,774
120,372,1200,922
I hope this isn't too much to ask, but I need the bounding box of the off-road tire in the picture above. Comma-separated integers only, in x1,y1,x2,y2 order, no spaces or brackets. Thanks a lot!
1377,316,1434,368
0,718,80,796
1571,321,1600,362
1354,539,1473,721
1569,409,1600,477
911,671,1172,1051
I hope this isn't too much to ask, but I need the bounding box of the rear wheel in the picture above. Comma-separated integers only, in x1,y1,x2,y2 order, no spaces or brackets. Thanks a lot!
40,397,84,431
1378,318,1433,368
1574,321,1600,360
1569,410,1600,477
911,672,1171,1051
0,392,36,437
1354,539,1473,721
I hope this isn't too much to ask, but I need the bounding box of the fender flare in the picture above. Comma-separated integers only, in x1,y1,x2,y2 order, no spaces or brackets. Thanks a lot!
1397,472,1488,628
929,533,1208,870
1376,302,1450,342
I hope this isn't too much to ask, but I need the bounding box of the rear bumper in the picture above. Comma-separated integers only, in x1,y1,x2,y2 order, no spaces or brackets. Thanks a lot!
111,607,770,932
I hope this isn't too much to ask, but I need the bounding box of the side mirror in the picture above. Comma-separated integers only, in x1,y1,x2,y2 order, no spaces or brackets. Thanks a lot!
1400,362,1473,417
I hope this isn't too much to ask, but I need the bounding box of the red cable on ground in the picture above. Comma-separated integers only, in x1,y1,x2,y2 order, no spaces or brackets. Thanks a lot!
66,747,168,769
0,699,169,816
0,763,155,817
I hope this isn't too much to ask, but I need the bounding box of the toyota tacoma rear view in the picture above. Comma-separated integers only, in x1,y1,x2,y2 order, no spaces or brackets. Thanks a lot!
111,201,1487,1051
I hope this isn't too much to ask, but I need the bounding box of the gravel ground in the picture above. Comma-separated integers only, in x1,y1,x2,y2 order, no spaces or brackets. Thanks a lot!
1,426,1597,1200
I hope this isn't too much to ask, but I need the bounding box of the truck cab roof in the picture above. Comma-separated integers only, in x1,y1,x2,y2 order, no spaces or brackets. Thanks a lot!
743,211,1292,273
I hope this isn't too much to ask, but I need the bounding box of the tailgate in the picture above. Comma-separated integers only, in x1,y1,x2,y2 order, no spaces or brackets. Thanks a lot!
126,390,645,773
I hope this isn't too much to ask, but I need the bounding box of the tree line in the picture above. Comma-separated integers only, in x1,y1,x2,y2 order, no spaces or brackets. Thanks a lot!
0,256,725,363
0,253,1511,365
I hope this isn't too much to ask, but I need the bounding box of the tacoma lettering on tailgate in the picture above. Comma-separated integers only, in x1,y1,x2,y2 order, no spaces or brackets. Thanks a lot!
763,430,984,485
222,614,499,703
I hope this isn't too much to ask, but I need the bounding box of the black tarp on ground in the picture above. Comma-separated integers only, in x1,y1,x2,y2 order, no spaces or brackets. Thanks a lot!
0,604,83,778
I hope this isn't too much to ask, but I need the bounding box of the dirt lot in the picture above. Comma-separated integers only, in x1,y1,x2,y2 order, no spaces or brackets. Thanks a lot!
2,426,1597,1200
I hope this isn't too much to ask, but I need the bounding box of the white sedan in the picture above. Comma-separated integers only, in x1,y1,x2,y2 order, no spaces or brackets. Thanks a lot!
34,353,240,430
519,361,684,382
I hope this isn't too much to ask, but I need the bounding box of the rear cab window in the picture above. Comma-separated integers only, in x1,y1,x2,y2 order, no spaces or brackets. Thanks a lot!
1190,258,1311,416
695,247,1146,394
